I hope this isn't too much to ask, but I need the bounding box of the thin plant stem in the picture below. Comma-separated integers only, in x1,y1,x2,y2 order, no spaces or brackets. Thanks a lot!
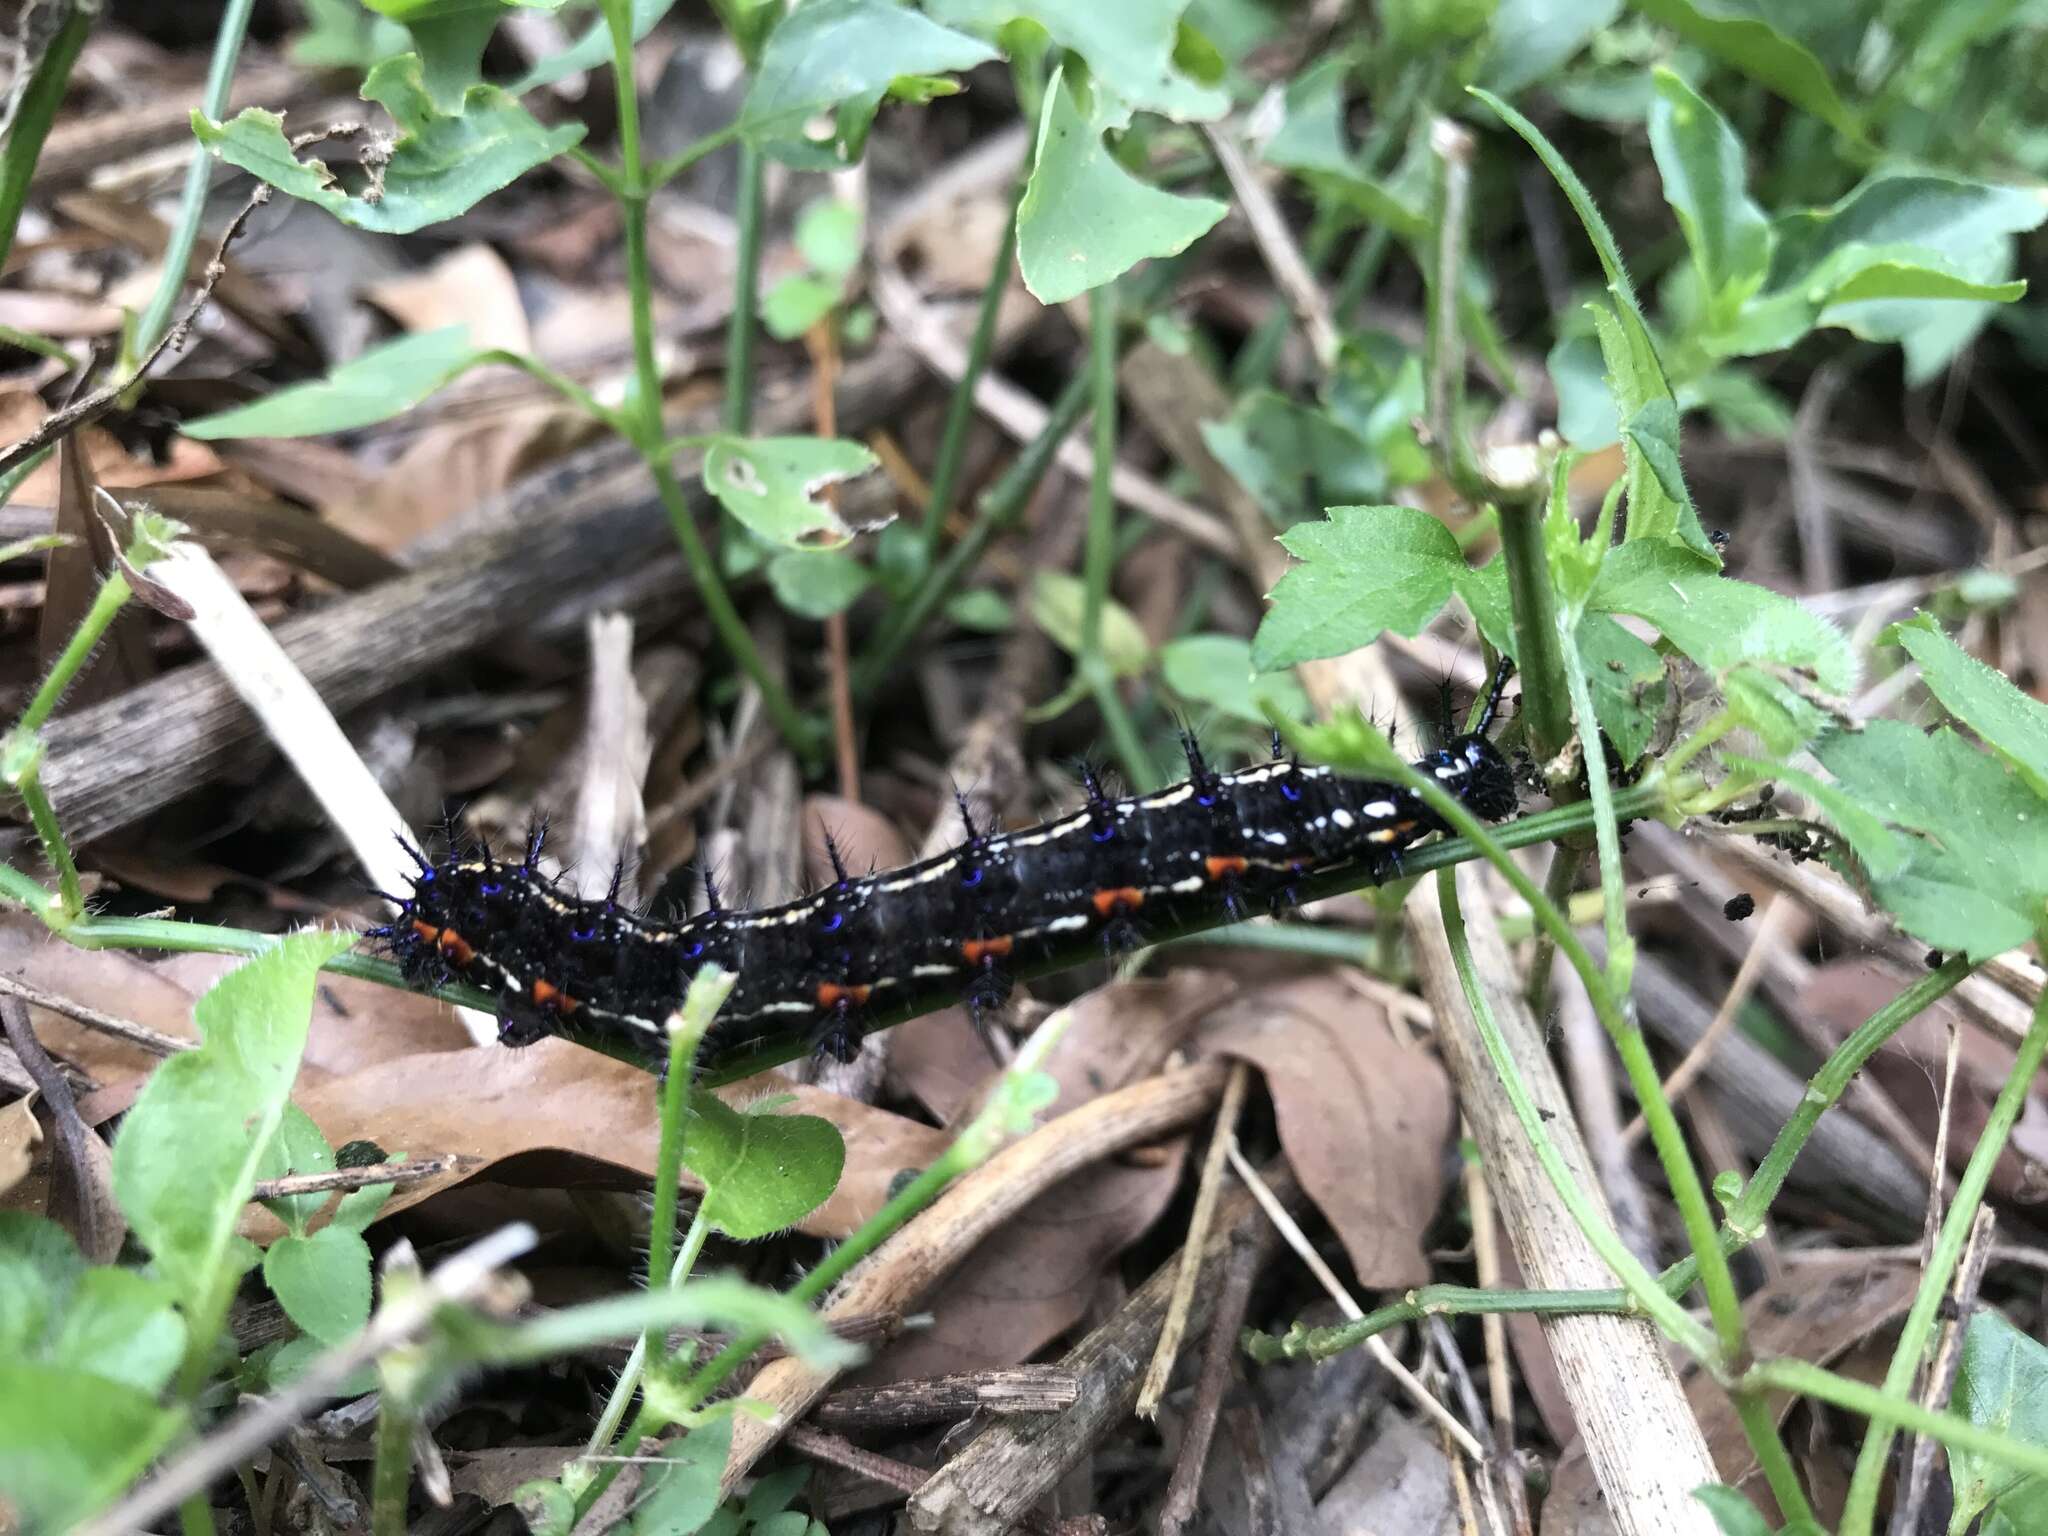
19,769,83,923
725,140,764,434
369,1398,417,1536
0,3,92,272
853,370,1091,695
919,182,1023,562
1244,1280,1639,1363
1756,1356,2048,1485
574,1007,1078,1520
14,568,134,738
642,972,732,1359
649,123,740,192
1077,280,1150,786
1495,489,1572,760
1434,866,1715,1358
1839,979,2048,1536
1521,838,1582,1016
582,1206,711,1465
132,0,257,358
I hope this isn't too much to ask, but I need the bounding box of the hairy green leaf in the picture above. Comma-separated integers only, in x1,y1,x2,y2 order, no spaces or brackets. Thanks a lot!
684,1093,845,1240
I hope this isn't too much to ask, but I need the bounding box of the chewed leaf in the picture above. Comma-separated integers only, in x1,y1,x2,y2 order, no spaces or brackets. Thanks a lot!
1016,65,1227,304
701,436,885,550
194,55,583,235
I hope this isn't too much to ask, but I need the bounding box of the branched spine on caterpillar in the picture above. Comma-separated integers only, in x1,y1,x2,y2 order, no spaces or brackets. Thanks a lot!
373,660,1521,1072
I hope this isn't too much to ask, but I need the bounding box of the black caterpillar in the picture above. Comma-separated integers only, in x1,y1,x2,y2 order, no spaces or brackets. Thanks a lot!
375,661,1520,1071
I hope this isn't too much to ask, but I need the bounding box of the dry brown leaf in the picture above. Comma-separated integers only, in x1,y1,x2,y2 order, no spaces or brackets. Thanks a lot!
1803,959,2048,1206
858,972,1231,1385
0,1090,42,1197
285,1036,951,1240
1200,974,1454,1288
1541,1254,1921,1536
368,244,533,355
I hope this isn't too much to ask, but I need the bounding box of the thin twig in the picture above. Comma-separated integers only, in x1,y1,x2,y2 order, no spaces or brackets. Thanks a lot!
1158,1229,1265,1536
248,1155,471,1204
1203,123,1337,372
805,319,861,802
782,1424,929,1496
0,969,190,1056
1891,1205,1997,1536
0,186,271,478
1225,1141,1487,1463
1138,1059,1250,1417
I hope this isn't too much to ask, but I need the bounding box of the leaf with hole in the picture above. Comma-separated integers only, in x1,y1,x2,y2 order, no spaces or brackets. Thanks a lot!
701,436,884,550
195,55,583,235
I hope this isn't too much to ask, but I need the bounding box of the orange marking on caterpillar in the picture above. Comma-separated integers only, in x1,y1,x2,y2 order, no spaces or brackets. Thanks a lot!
1367,819,1419,845
531,977,579,1014
815,982,872,1010
1091,887,1146,917
1205,855,1249,880
962,935,1014,965
415,919,476,967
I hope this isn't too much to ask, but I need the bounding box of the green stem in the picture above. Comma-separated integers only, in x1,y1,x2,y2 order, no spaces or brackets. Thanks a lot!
650,460,815,753
1079,282,1117,667
1435,867,1715,1358
1244,1281,1639,1364
853,370,1092,695
724,140,764,434
15,568,134,738
920,181,1024,563
484,349,625,435
1495,490,1572,760
1736,1392,1815,1528
1556,629,1754,1382
369,1396,416,1536
18,768,82,924
178,1491,217,1536
1663,708,1735,778
648,123,741,193
1838,978,2048,1536
0,4,93,273
1758,1356,2048,1484
640,971,730,1358
132,0,256,358
1521,837,1583,1015
581,1206,711,1469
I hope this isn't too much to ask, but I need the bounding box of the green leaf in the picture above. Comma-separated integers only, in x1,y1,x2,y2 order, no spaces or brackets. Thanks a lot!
194,54,584,235
183,327,484,438
47,1268,187,1395
112,931,358,1319
509,0,674,95
1952,1309,2048,1533
265,1226,375,1345
1648,69,1770,321
1722,668,1830,757
0,1363,182,1532
1576,614,1667,766
701,436,884,550
767,548,874,620
795,197,864,279
1634,0,1864,142
1546,333,1619,449
684,1093,845,1241
1815,721,2048,959
632,1418,734,1536
944,588,1013,631
927,0,1229,120
1200,390,1387,522
0,1211,83,1359
1016,65,1227,304
738,0,996,151
1620,398,1692,511
1261,55,1354,176
1250,504,1470,672
1886,613,2048,801
364,0,505,108
1030,570,1152,677
761,275,842,341
1158,634,1311,728
257,1102,337,1236
1478,0,1621,97
1729,753,1906,879
291,0,412,70
1590,541,1856,693
1691,1483,1772,1536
